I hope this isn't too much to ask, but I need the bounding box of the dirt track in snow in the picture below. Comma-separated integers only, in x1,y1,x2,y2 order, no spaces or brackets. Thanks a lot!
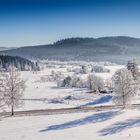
1,104,140,118
0,105,123,117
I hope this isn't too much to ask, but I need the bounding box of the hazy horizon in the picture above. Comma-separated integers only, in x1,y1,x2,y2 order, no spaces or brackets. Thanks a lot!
1,0,140,47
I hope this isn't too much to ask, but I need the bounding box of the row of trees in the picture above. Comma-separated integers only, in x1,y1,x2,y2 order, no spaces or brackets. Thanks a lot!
0,55,40,71
57,74,105,93
67,65,110,74
0,67,25,115
57,59,140,108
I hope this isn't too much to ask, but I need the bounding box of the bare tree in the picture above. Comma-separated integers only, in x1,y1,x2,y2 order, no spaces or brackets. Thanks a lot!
0,67,26,115
0,92,4,113
87,74,104,93
0,72,6,113
112,68,138,108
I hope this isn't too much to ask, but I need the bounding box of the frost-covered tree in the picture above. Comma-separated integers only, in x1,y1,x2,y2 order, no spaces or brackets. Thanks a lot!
112,68,138,108
127,58,140,81
80,65,89,74
70,75,87,88
87,74,104,93
57,74,87,88
51,71,64,82
61,76,72,87
0,67,26,115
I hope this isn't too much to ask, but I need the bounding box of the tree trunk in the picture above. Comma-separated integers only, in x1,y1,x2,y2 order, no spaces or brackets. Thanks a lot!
11,105,14,116
122,93,125,109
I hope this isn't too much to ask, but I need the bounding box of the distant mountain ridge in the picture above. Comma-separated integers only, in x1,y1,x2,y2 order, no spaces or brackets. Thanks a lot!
0,47,16,51
1,36,140,64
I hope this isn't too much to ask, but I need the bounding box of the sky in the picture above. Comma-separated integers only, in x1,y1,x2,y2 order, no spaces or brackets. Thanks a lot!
1,0,140,47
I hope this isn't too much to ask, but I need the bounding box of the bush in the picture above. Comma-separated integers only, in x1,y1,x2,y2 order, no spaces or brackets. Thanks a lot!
91,65,110,73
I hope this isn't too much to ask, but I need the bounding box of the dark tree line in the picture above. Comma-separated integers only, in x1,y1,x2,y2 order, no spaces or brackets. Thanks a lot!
0,55,39,71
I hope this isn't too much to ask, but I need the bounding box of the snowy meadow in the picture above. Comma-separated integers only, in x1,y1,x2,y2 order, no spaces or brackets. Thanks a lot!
1,60,140,140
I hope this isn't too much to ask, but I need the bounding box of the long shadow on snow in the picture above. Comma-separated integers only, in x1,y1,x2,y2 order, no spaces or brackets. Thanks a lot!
81,95,112,107
40,110,119,132
98,117,140,136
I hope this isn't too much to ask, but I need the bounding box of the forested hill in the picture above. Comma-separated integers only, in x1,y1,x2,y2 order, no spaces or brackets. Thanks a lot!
1,36,140,64
0,55,38,71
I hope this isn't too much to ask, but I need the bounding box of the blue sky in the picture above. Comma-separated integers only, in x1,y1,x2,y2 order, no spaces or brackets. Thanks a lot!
1,0,140,47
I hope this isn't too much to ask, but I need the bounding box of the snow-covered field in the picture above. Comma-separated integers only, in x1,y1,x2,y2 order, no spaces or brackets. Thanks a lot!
1,61,140,140
1,109,140,140
14,64,124,111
